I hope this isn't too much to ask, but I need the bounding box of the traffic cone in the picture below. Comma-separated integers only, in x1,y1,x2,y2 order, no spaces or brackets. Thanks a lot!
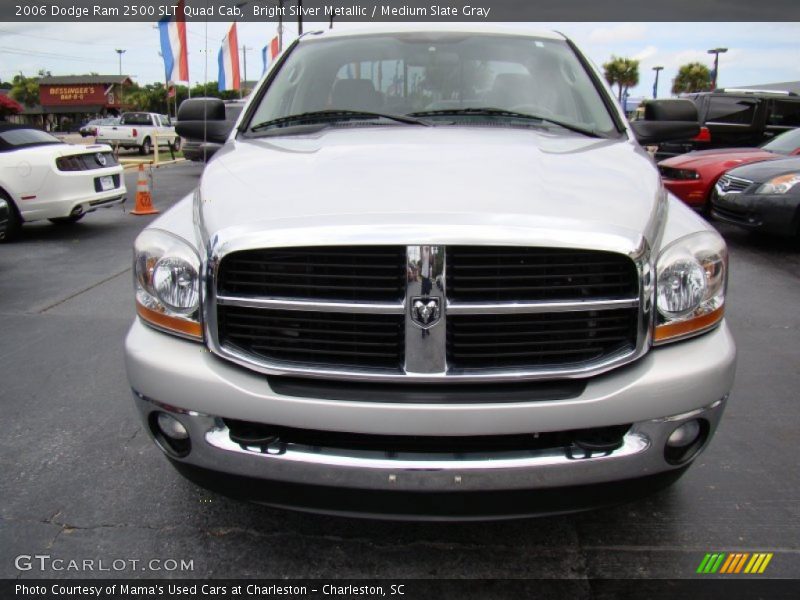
131,163,158,216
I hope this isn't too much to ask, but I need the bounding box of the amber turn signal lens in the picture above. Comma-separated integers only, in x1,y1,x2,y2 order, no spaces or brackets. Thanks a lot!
136,301,203,340
654,305,724,343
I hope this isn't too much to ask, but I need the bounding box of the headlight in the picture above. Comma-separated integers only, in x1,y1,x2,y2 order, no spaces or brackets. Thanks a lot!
654,231,727,344
659,166,700,180
134,229,202,340
754,173,800,195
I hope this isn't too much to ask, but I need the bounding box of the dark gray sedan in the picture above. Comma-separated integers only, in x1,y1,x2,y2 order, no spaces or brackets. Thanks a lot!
711,156,800,236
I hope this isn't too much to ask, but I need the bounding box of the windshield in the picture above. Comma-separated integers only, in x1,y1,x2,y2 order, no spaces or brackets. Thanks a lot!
0,128,61,149
762,128,800,154
247,32,618,135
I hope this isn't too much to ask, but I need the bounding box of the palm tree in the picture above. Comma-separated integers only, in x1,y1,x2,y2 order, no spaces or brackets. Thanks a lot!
672,63,712,95
603,56,640,102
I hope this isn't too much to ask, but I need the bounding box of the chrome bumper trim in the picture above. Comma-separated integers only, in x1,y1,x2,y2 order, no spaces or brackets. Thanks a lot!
134,392,728,492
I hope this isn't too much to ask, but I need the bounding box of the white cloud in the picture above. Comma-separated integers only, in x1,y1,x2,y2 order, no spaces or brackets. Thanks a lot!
633,45,658,62
588,23,648,44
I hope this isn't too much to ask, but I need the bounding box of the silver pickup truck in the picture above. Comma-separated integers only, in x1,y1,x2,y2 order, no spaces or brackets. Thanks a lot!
124,26,736,519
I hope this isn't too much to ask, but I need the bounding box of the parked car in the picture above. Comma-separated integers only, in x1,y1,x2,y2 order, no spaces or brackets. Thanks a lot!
182,99,245,162
711,156,800,236
658,127,800,210
0,123,126,241
656,89,800,160
79,117,120,138
125,26,735,519
95,112,179,155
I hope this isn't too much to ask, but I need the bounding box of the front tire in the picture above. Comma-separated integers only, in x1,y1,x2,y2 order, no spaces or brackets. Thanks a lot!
140,138,152,155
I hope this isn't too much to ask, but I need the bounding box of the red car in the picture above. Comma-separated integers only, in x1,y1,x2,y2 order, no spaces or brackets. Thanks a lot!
658,128,800,210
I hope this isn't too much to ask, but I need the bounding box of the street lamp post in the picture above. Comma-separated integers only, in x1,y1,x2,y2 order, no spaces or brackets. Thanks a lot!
652,66,664,99
298,0,303,35
115,49,126,76
707,47,728,90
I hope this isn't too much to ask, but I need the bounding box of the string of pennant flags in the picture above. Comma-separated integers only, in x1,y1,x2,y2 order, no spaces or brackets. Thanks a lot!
157,0,281,93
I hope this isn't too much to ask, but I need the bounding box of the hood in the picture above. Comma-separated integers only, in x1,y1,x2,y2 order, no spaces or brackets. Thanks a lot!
726,156,800,183
198,126,664,254
659,147,778,170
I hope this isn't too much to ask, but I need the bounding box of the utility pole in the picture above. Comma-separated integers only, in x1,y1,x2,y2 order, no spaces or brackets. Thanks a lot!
277,0,285,51
241,45,252,98
652,66,664,99
115,49,126,76
707,47,728,90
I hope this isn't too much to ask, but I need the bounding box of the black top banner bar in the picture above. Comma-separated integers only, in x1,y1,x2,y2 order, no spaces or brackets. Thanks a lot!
3,0,800,22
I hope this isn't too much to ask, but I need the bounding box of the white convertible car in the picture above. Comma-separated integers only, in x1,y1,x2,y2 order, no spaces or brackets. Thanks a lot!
0,123,126,240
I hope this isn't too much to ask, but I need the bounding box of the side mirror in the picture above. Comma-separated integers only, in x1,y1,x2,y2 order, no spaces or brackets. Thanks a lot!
176,97,230,144
630,99,700,145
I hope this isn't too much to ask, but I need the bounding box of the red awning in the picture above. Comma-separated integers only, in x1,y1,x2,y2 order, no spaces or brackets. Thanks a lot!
0,94,23,114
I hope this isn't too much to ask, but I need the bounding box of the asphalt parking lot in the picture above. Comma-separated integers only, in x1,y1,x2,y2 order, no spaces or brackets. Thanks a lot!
1,161,799,585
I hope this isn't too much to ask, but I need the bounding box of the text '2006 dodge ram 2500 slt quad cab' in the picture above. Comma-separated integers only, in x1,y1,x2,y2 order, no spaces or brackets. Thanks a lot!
124,26,736,519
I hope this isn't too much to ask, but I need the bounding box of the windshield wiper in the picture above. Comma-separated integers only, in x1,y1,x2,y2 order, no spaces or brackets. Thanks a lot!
250,110,430,132
407,108,602,138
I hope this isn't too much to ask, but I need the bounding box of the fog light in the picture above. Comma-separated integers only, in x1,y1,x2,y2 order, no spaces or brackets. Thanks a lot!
667,420,701,448
664,418,709,465
157,412,189,440
149,411,192,458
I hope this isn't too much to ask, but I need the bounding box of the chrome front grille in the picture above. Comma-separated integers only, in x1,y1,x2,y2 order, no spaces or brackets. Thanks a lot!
210,245,647,382
716,175,753,194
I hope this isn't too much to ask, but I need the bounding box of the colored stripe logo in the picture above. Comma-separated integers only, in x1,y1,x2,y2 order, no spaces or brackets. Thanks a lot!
697,552,773,574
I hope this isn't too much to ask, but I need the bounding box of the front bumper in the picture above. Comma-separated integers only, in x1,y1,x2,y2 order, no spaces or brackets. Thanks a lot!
711,190,800,236
125,319,736,515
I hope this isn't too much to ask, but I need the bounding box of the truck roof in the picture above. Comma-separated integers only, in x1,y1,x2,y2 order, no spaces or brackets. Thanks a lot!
299,24,566,42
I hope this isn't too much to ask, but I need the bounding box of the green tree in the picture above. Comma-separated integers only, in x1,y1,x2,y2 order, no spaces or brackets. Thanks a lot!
123,81,241,114
671,62,712,95
10,74,40,107
603,56,640,102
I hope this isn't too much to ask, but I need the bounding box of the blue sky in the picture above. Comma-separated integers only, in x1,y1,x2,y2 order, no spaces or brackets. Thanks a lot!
1,21,798,97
